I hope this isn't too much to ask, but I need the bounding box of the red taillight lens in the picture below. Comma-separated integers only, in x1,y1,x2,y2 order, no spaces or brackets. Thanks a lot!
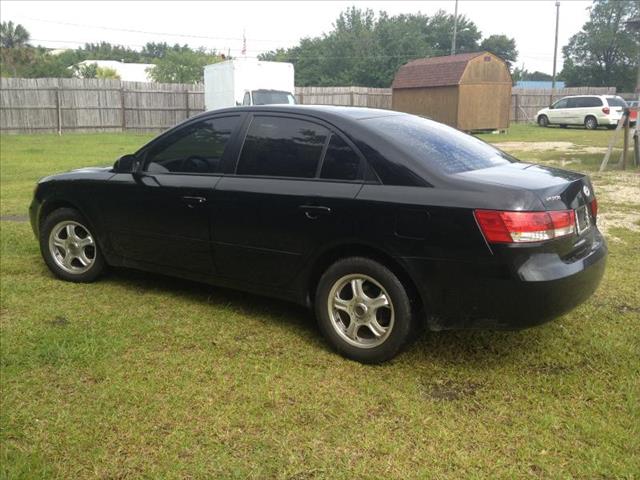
475,210,576,243
602,107,610,115
590,198,598,221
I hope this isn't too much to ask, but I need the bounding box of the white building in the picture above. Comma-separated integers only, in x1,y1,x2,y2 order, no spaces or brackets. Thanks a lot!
73,60,156,82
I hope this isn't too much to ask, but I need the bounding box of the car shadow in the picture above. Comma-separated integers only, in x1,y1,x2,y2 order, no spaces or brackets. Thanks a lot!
102,267,550,367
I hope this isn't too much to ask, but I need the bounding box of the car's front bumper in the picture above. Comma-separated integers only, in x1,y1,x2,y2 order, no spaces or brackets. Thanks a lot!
403,229,607,330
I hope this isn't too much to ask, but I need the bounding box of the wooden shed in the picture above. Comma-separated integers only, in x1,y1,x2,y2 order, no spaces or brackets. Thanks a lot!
391,52,511,131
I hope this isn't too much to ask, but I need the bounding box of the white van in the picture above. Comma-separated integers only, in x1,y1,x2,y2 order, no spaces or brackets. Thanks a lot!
536,95,627,130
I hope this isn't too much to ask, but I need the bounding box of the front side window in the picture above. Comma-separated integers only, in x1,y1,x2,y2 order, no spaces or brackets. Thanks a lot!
553,99,568,109
363,114,517,175
320,134,361,181
145,116,240,174
236,116,328,178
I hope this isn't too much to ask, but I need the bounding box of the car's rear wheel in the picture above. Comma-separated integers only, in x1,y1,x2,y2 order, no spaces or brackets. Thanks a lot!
315,257,414,363
584,116,598,130
560,124,568,128
40,208,105,283
538,115,549,127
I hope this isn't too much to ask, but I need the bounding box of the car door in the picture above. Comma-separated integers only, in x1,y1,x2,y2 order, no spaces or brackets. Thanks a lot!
102,114,243,274
549,98,569,124
566,97,585,124
211,113,364,288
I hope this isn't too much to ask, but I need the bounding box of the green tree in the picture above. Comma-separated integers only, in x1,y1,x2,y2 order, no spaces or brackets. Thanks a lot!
0,21,30,48
260,7,482,87
561,0,639,91
96,66,120,79
75,62,99,78
480,34,518,67
148,49,222,83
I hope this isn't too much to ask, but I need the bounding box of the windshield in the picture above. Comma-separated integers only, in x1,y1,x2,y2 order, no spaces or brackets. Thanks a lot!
363,114,517,174
251,90,296,105
606,97,627,107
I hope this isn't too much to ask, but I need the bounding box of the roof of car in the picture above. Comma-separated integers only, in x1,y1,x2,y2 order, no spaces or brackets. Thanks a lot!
194,105,404,122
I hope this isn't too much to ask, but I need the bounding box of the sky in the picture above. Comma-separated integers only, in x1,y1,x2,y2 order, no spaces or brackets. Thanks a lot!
1,0,593,73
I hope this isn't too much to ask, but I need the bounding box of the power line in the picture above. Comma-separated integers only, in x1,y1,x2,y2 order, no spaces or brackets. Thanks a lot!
16,15,288,44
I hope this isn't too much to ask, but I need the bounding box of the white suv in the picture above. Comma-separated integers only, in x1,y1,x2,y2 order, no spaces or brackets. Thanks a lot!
536,95,627,130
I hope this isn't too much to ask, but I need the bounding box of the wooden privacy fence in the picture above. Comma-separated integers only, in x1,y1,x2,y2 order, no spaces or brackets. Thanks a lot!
0,78,205,134
0,78,624,133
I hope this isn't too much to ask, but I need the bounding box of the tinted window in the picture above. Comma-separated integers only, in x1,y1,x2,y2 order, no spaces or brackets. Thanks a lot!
554,99,568,109
363,114,516,174
237,116,328,178
320,135,361,181
145,117,239,174
583,97,603,107
252,90,296,105
566,98,580,108
606,97,627,107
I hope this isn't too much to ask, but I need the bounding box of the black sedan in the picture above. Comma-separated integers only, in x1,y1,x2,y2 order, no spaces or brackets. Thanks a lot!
30,106,607,363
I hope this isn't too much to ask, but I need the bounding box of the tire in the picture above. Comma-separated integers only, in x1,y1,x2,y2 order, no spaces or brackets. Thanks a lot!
537,115,549,127
315,257,415,364
39,207,105,283
584,116,598,130
560,124,568,128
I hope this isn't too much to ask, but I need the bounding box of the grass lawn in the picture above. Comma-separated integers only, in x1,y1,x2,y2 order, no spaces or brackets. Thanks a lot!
1,127,639,479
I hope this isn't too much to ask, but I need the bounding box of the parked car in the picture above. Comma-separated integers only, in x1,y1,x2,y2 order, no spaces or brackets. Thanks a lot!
30,106,607,363
536,95,628,129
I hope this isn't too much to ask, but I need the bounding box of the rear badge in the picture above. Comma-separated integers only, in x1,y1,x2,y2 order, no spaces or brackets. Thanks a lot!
583,185,591,197
546,195,562,202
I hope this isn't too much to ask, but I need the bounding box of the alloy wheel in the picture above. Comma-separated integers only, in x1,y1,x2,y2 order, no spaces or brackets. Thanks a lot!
327,274,395,349
48,220,96,274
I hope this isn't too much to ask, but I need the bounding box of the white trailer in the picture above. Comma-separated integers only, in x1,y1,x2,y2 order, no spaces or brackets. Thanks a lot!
204,59,295,111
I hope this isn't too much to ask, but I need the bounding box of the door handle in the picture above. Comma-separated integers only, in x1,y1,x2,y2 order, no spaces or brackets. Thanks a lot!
299,205,331,220
181,195,207,208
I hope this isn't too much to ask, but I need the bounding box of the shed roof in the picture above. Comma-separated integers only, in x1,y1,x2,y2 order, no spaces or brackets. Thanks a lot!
392,52,485,89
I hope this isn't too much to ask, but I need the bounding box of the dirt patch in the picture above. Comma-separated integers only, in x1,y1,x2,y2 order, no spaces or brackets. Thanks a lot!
0,214,28,222
422,379,481,401
494,141,575,152
597,211,640,236
596,184,640,206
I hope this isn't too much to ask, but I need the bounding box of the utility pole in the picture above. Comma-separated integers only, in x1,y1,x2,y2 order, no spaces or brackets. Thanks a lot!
550,1,560,106
451,0,459,56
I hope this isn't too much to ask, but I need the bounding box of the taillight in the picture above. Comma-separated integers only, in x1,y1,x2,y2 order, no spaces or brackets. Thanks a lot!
474,210,576,244
602,107,610,115
590,198,598,221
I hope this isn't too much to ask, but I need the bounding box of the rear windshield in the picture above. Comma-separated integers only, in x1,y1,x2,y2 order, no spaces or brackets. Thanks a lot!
363,114,516,174
606,97,627,107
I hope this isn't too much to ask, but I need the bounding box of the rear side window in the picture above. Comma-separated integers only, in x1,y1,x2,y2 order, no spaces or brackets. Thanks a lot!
237,116,328,178
363,114,516,175
606,97,627,107
583,97,603,107
320,135,361,181
145,116,240,174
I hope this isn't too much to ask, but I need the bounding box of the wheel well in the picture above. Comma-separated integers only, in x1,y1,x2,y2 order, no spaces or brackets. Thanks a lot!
585,114,597,122
307,244,423,313
39,200,79,227
538,114,548,121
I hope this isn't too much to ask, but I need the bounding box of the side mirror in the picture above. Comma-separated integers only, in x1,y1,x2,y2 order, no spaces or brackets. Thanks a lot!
113,154,138,173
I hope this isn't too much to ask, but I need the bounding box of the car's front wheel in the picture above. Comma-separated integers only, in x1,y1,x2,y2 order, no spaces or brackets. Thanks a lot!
40,207,105,283
315,257,415,363
538,115,549,127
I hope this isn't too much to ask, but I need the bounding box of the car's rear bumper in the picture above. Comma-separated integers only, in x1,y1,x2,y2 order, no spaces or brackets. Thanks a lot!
403,229,607,330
